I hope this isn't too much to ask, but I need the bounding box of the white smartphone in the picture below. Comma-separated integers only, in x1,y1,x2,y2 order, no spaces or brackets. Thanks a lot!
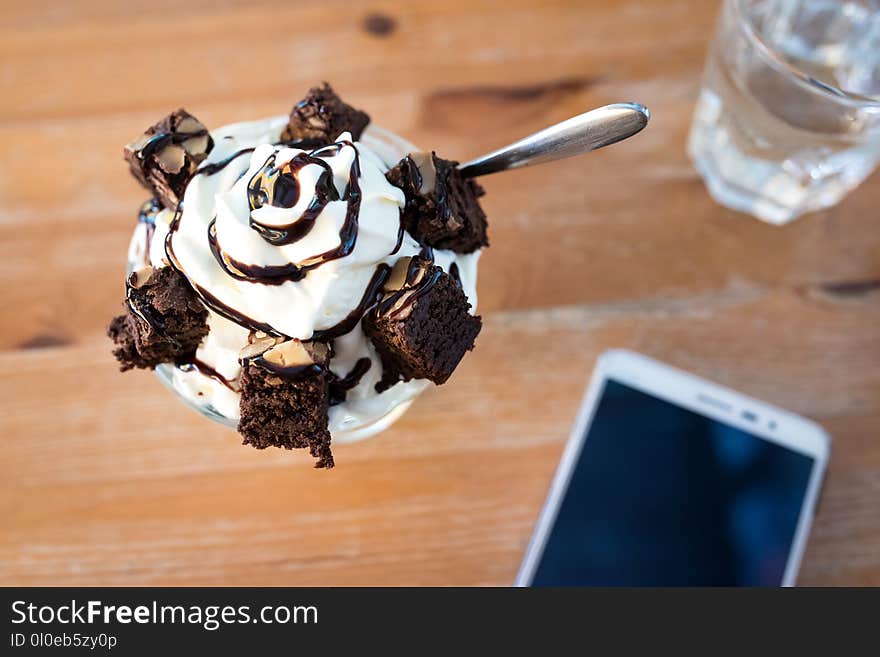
517,349,830,587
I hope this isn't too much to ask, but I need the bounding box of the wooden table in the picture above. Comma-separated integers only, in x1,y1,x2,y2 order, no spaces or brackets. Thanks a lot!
1,0,878,586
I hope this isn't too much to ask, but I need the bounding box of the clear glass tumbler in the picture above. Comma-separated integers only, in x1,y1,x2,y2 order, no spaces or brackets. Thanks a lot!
688,0,880,224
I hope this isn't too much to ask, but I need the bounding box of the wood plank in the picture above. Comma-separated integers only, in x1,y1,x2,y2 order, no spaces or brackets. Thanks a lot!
2,287,878,585
1,0,878,586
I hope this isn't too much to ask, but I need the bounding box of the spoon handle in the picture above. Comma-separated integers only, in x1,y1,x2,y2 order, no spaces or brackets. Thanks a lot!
457,103,650,178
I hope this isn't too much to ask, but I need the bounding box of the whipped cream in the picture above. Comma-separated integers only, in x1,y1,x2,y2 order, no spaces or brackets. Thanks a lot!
129,117,479,441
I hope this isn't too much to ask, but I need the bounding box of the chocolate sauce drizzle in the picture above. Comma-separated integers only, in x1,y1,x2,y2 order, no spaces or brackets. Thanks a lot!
245,355,325,380
136,127,212,162
138,198,161,252
246,152,338,246
176,356,239,391
390,218,406,256
418,245,435,262
163,137,428,368
449,262,462,288
274,140,364,269
186,277,281,337
194,138,323,179
165,211,283,336
200,141,364,290
169,218,391,340
329,357,372,405
376,257,443,320
312,264,391,341
207,219,307,285
196,147,256,176
304,141,362,266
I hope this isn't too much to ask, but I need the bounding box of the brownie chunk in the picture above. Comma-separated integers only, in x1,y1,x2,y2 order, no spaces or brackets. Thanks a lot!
108,266,209,371
386,152,488,254
124,109,214,209
238,339,334,468
107,315,153,370
279,83,370,144
363,256,481,391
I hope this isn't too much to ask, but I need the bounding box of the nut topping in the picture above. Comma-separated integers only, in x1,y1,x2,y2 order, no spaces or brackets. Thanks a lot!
239,335,283,360
409,152,436,195
385,257,412,292
155,144,186,174
128,266,155,289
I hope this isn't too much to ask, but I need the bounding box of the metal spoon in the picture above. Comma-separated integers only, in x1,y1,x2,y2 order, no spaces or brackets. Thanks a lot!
457,102,650,178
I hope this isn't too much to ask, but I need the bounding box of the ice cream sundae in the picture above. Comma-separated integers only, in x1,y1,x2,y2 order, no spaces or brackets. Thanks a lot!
109,84,488,467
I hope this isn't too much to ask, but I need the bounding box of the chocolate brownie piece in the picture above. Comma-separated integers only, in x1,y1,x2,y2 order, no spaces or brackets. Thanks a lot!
107,314,152,370
124,109,214,209
362,256,481,390
279,83,370,144
238,338,334,468
386,152,488,254
108,266,209,371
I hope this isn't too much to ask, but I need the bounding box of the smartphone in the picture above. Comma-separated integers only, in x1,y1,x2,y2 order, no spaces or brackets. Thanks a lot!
517,349,830,586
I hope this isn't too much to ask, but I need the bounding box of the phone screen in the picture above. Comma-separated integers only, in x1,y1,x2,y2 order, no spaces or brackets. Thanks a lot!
531,379,816,586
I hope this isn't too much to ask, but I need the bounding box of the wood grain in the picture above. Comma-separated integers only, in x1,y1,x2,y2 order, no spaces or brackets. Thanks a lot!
1,0,878,586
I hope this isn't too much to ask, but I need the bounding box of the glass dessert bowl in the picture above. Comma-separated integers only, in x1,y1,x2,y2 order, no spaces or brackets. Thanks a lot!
112,85,488,465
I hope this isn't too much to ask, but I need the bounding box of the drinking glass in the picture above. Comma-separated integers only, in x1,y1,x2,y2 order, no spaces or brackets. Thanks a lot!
688,0,880,224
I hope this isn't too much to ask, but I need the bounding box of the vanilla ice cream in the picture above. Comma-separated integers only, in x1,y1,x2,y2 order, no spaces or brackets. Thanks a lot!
128,117,479,440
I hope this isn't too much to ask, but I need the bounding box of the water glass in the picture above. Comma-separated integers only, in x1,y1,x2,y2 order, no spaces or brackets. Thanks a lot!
688,0,880,224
